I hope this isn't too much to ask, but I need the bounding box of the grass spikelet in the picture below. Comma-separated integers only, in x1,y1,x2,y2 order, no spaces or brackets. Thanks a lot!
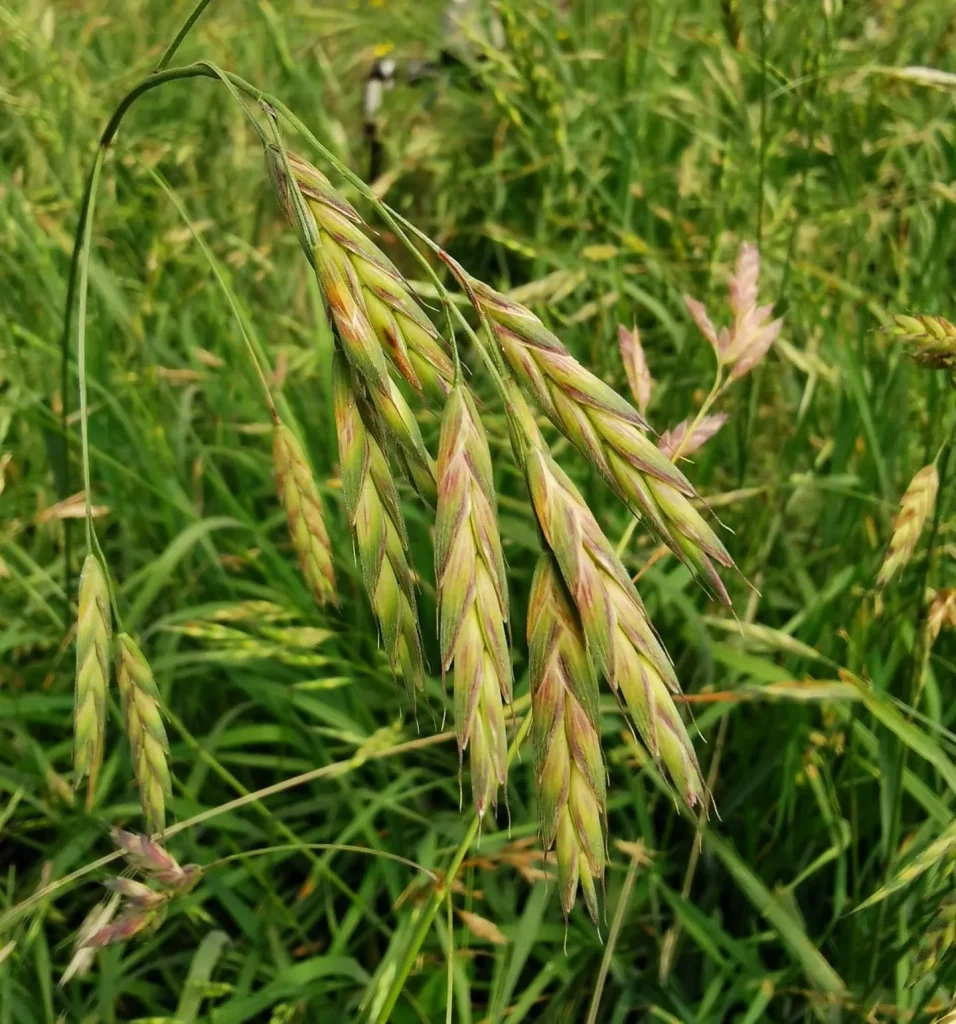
470,278,735,603
332,352,425,699
367,375,438,502
269,147,453,402
436,385,511,817
509,394,704,808
273,422,337,607
658,413,728,459
60,895,120,986
528,554,606,922
115,634,171,836
877,463,938,589
111,828,201,888
684,242,783,382
74,553,111,806
80,832,203,952
617,323,652,415
928,588,956,644
891,313,956,371
912,896,956,984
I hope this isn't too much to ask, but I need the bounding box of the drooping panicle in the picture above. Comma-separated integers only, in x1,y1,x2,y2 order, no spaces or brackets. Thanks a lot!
469,278,734,603
528,553,606,922
435,385,511,816
332,353,425,698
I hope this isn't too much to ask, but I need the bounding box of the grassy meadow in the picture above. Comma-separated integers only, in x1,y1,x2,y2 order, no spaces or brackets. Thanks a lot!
3,0,956,1020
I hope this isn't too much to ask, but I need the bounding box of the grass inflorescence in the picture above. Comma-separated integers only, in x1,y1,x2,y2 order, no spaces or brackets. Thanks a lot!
4,0,956,1021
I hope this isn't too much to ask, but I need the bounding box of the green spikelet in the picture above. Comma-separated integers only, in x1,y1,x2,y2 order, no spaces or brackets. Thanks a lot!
116,634,172,836
528,554,606,922
471,278,734,603
268,147,453,403
892,313,956,372
73,554,111,806
332,353,425,698
273,422,337,607
436,385,511,817
515,398,704,810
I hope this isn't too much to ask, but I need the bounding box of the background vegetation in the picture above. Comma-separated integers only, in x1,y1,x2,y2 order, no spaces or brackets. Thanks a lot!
2,0,956,1020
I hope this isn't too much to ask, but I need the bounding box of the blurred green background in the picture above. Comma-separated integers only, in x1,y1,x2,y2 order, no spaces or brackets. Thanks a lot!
3,0,956,1020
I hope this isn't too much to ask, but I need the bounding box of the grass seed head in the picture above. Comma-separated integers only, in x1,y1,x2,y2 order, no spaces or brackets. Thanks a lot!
471,279,734,603
273,149,454,402
685,242,782,382
115,633,171,836
273,422,337,607
332,353,425,698
877,463,939,589
74,554,111,804
523,438,705,809
111,828,201,892
60,895,120,986
658,413,728,459
891,313,956,372
436,385,511,816
528,554,606,922
928,588,956,645
617,323,652,415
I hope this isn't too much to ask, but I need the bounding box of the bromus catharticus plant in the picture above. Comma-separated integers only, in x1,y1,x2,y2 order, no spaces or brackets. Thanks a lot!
57,9,766,991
